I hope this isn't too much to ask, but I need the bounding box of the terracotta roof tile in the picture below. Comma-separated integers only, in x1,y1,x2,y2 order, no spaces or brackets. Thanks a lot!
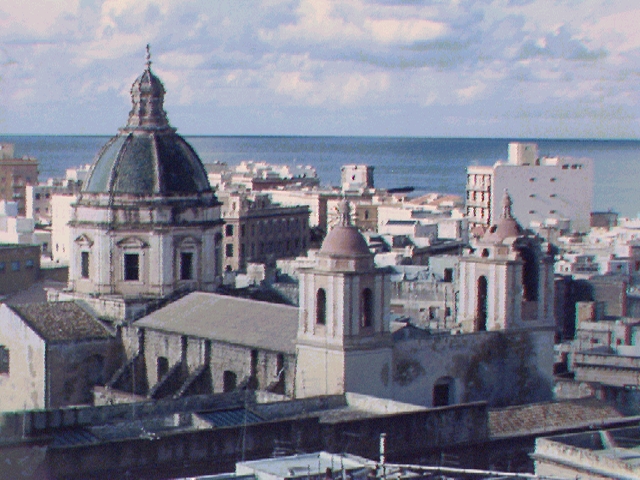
9,302,112,343
489,398,625,438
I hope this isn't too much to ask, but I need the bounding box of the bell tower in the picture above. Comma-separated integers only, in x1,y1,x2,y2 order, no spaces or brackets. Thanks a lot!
295,201,393,398
458,191,555,332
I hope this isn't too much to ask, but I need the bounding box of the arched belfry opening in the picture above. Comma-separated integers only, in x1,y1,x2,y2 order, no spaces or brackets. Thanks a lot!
476,276,488,331
316,288,327,325
518,245,539,301
361,288,373,328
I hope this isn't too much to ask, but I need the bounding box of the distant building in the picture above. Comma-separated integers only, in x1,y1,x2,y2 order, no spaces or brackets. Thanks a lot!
0,143,38,216
466,142,593,235
0,244,40,296
218,191,310,272
25,174,83,225
207,160,319,191
341,164,374,191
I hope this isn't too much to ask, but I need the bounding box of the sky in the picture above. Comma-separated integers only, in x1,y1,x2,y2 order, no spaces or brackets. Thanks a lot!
0,0,639,138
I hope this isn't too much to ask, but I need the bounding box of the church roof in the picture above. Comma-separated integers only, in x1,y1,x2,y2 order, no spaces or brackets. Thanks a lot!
135,292,299,354
8,302,112,343
82,46,211,196
320,200,371,257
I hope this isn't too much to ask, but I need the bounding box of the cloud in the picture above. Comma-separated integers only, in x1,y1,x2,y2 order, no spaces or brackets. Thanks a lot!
0,0,636,138
518,25,607,61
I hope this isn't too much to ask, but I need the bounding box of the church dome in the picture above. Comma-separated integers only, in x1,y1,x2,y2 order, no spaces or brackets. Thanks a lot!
482,190,523,243
83,46,211,196
320,201,371,257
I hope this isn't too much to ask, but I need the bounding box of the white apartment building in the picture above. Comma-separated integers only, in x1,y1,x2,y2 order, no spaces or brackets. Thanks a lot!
50,194,76,263
466,142,594,234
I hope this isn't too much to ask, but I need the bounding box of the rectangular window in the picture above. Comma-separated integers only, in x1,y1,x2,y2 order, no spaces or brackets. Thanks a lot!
0,346,9,374
10,261,19,271
81,251,90,279
225,224,234,237
0,262,6,273
180,252,193,280
124,253,139,281
25,259,34,269
225,244,234,258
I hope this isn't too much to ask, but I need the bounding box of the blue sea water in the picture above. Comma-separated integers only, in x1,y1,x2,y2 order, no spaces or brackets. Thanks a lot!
1,135,639,217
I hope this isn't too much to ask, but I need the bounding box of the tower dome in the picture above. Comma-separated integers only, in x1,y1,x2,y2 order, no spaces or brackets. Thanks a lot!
481,190,522,243
82,45,211,197
319,200,371,257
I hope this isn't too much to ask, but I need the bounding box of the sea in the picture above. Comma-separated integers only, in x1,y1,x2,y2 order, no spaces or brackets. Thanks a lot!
1,135,639,217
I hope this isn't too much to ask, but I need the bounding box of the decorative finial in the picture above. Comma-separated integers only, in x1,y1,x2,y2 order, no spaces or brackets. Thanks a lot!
146,44,152,70
337,199,352,227
501,189,513,219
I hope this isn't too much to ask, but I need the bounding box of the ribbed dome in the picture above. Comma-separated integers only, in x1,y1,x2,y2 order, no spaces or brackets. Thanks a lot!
83,132,211,195
83,46,211,196
482,190,523,243
320,200,371,257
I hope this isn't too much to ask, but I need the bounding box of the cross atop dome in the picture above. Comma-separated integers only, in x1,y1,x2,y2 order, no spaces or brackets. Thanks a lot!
146,44,152,70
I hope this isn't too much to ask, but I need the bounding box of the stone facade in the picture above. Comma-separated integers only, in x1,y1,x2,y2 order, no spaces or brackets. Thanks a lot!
65,49,223,313
0,303,119,412
218,191,310,272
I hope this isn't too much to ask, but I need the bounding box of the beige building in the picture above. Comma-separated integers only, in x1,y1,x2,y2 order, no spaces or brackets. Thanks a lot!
0,143,38,216
218,191,310,272
0,302,118,412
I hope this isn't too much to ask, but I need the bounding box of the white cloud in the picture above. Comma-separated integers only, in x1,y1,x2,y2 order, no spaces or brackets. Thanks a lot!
0,0,637,137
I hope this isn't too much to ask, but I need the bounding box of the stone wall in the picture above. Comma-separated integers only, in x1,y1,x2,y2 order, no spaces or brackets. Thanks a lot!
391,328,555,407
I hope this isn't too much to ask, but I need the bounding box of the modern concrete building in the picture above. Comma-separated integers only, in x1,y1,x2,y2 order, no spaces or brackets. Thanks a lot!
466,142,593,234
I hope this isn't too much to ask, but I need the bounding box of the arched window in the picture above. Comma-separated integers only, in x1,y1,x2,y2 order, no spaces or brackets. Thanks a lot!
316,288,327,325
476,276,488,332
361,288,373,328
518,246,539,301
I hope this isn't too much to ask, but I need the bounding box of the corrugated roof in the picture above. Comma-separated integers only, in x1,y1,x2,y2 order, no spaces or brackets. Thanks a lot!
197,408,263,427
135,292,299,353
9,302,113,343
